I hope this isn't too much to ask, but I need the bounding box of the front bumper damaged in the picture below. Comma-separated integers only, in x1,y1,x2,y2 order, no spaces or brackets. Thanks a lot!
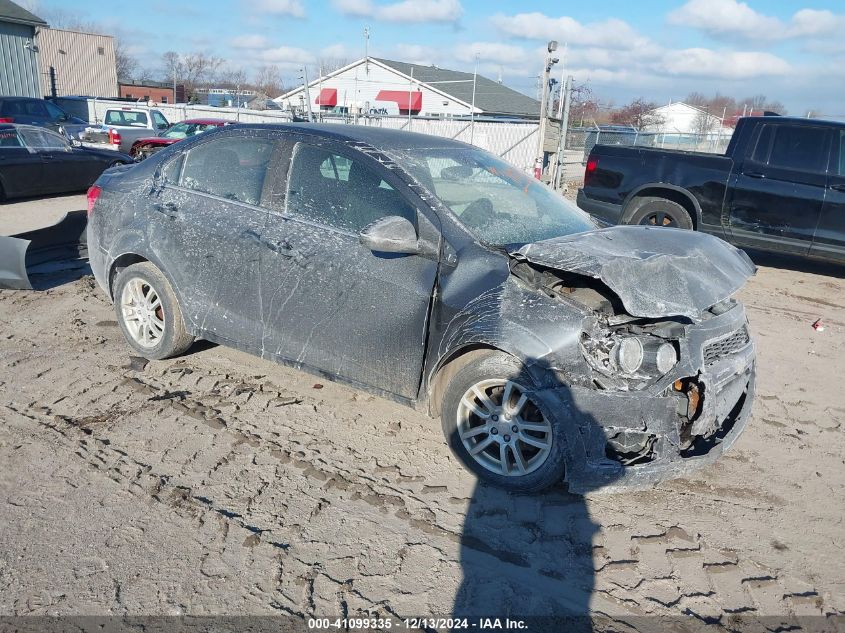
0,211,88,290
544,306,756,493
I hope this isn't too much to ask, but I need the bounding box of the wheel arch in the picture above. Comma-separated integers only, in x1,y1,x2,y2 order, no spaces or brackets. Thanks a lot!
622,184,701,229
425,344,510,417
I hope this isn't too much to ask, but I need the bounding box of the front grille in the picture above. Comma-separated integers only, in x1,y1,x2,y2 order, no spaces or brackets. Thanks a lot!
703,326,750,365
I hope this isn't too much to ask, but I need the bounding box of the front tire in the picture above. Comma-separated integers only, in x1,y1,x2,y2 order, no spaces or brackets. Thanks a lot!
113,262,194,360
440,352,568,492
626,197,693,229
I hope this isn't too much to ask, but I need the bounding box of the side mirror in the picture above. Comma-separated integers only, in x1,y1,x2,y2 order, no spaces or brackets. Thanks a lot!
359,216,421,255
70,138,82,148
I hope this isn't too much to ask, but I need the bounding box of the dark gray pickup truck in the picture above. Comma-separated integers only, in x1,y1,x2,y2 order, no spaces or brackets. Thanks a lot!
577,116,845,263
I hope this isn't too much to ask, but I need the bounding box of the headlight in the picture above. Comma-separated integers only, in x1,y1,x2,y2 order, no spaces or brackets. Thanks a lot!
613,337,644,374
656,342,678,373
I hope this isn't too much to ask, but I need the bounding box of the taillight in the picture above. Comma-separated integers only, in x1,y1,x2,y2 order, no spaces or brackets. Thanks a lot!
0,117,13,123
584,156,599,184
87,185,102,217
107,128,121,146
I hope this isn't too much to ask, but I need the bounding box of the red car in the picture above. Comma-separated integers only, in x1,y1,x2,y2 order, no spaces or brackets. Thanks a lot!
130,118,234,160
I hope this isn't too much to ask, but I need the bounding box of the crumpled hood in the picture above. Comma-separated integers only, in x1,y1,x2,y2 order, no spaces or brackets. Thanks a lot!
513,226,756,319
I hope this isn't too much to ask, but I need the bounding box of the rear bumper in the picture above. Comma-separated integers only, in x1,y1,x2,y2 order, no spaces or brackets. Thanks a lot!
576,189,624,225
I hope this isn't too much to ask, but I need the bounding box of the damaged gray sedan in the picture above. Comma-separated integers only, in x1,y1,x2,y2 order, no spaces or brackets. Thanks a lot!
87,124,756,492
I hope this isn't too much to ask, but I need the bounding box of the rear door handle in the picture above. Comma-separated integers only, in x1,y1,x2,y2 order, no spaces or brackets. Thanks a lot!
745,171,766,179
153,201,179,219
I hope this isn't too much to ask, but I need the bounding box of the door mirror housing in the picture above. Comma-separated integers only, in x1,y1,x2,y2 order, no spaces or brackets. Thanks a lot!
359,216,422,255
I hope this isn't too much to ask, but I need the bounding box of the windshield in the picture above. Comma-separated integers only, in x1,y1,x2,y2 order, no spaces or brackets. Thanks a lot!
399,147,595,247
162,122,218,139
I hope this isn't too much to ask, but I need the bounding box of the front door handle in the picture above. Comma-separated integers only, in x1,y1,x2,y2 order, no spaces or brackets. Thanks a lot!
830,183,845,192
745,171,766,179
153,201,179,219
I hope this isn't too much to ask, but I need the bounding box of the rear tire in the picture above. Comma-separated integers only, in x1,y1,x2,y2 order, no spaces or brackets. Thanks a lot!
440,351,568,492
626,197,693,229
113,262,194,360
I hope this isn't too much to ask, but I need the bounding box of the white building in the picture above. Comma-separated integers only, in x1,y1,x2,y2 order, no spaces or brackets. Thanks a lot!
644,101,728,136
276,57,540,119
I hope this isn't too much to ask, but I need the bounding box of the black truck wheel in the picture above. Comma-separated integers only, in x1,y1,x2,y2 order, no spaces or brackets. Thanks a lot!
626,197,694,230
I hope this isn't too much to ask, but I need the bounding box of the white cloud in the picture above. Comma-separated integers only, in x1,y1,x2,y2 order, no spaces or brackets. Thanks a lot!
252,0,306,18
258,46,314,65
333,0,463,24
660,49,791,79
454,42,529,65
392,44,439,65
668,0,845,41
490,12,649,50
331,0,373,17
320,43,354,60
231,34,269,49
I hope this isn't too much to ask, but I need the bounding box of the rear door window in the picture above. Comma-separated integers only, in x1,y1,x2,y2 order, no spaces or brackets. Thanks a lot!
18,127,69,151
179,136,275,205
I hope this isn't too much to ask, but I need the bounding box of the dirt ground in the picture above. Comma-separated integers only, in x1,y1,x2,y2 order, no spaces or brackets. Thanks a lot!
0,195,844,629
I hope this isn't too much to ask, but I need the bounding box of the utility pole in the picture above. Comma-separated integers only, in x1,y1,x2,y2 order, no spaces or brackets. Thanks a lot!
302,66,314,122
364,26,370,75
408,67,414,130
535,40,559,180
553,75,573,191
470,53,478,145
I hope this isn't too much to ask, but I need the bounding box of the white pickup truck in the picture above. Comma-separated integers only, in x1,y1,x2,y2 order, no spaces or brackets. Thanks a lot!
78,107,170,153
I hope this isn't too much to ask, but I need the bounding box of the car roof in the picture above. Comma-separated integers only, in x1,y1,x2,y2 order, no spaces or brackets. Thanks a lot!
232,122,473,151
182,118,232,125
0,122,59,133
744,115,845,129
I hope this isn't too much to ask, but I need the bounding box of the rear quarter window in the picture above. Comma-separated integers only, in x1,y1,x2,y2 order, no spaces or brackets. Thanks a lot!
0,129,22,147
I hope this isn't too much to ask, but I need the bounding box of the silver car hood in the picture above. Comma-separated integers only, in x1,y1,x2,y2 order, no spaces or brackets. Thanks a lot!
512,226,756,319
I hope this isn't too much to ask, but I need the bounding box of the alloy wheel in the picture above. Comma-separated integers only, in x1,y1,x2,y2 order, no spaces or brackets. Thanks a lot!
456,379,552,476
120,278,165,348
639,211,677,227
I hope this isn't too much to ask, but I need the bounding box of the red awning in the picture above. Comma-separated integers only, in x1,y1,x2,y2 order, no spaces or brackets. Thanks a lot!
315,88,337,106
376,90,422,111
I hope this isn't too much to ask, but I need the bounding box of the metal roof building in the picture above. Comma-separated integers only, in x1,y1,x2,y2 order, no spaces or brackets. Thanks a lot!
37,27,118,98
277,57,540,119
0,0,46,98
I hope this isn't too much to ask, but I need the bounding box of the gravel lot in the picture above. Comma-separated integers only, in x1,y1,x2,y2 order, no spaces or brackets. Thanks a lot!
1,195,843,628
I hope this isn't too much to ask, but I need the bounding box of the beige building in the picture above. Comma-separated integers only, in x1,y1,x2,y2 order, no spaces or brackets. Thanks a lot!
37,27,118,97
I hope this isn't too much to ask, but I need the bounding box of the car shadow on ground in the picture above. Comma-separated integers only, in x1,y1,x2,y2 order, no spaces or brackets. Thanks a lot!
744,248,845,278
26,259,92,291
452,360,622,632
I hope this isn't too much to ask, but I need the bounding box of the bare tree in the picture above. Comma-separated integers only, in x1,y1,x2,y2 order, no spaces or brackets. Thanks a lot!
316,58,349,75
685,92,708,108
610,98,665,130
254,65,285,98
160,51,222,99
36,7,139,82
114,40,137,82
691,109,718,136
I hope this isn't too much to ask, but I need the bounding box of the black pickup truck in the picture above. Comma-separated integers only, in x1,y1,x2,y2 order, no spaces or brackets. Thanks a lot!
577,116,845,263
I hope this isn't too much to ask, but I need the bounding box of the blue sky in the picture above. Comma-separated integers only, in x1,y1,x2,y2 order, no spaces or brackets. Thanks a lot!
24,0,845,116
